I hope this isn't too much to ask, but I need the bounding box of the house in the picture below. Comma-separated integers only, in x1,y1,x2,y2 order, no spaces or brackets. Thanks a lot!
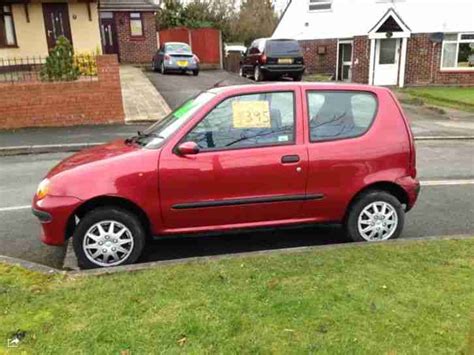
99,0,159,64
273,0,474,87
0,1,101,59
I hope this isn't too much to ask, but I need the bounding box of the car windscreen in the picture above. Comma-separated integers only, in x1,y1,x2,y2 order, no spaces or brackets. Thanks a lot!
165,43,192,54
131,92,216,148
265,40,302,57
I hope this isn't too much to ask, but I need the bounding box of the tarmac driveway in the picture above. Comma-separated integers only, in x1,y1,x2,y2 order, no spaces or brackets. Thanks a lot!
145,69,251,110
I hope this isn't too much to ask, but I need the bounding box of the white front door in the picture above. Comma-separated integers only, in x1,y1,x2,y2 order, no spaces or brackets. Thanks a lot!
374,38,400,86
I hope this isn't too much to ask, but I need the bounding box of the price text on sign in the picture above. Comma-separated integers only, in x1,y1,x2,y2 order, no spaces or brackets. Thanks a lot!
232,101,271,128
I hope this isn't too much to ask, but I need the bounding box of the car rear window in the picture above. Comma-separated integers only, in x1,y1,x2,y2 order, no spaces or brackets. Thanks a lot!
165,43,191,53
265,40,302,57
307,91,377,141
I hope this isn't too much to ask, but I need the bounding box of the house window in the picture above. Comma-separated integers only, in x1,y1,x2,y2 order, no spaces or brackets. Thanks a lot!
441,33,474,70
308,0,332,11
0,5,17,47
129,12,143,37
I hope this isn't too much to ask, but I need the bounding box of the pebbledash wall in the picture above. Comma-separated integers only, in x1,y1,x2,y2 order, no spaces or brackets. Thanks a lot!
114,12,157,63
0,55,124,129
300,34,474,86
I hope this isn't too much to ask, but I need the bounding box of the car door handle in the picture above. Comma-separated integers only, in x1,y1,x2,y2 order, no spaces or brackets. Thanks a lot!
281,155,300,164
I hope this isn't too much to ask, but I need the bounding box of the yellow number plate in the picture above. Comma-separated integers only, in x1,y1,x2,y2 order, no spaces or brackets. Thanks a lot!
278,58,293,64
177,60,188,67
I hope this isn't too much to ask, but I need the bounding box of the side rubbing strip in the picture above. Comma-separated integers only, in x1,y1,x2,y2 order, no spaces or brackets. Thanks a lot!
172,194,324,210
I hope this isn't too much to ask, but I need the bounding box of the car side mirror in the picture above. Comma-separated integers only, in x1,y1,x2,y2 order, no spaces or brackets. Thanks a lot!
177,141,200,155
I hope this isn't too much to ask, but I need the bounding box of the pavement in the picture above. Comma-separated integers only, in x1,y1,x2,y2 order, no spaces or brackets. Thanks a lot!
120,65,171,122
0,69,473,269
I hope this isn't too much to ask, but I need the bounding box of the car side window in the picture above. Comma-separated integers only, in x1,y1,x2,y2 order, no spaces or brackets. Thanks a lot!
183,92,295,150
307,91,377,141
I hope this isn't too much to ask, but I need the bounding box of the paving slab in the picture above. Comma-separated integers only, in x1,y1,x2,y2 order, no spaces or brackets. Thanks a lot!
120,65,171,122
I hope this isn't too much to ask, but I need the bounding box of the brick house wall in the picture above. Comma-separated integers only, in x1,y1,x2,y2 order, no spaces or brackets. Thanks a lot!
300,34,474,86
0,55,124,129
114,12,157,64
299,39,337,76
405,33,474,86
352,36,370,84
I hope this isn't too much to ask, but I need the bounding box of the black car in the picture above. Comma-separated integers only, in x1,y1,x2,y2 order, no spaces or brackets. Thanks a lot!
239,38,305,81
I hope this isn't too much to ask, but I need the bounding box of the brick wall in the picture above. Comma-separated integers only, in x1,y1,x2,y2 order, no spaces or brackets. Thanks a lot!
352,36,370,84
299,39,337,76
0,55,124,129
115,12,157,64
405,33,474,86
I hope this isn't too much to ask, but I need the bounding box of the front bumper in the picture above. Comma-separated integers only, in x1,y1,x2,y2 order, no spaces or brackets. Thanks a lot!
32,195,82,246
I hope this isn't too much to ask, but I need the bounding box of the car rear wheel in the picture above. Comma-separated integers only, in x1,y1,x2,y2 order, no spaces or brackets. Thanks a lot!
193,70,199,76
72,207,146,269
161,62,167,75
151,61,158,72
254,65,264,82
345,191,404,242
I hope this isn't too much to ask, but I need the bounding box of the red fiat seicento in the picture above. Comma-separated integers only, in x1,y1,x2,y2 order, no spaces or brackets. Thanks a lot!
32,83,420,268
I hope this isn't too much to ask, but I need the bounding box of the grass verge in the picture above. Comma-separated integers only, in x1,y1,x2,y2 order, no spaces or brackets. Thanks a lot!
1,238,473,353
401,87,474,112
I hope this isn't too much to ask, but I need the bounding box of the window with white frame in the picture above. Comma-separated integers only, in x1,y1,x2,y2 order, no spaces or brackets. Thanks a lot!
0,5,17,47
308,0,332,11
441,33,474,70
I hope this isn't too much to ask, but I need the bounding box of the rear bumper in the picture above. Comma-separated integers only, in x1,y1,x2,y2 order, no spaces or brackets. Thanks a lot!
32,195,82,246
165,63,199,71
396,176,420,211
261,65,305,75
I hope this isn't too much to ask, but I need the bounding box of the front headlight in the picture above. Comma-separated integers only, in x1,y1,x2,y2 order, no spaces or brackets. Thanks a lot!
36,178,50,200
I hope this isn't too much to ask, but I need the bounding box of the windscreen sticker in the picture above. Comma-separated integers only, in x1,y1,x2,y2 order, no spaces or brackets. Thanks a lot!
232,101,271,128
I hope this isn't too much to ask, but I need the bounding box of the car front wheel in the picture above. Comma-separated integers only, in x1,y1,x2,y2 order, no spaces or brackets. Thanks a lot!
345,191,404,242
72,207,146,269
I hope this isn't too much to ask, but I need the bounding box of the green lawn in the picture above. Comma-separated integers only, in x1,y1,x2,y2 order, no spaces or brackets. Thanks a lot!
402,87,474,112
1,239,473,354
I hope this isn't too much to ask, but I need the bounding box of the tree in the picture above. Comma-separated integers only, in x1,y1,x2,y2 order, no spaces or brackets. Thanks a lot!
237,0,278,46
156,0,186,30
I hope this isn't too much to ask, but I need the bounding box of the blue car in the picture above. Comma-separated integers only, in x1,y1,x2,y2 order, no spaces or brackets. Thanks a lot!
152,42,200,76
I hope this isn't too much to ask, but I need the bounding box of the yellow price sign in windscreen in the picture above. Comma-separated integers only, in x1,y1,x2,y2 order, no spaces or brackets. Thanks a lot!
232,101,271,128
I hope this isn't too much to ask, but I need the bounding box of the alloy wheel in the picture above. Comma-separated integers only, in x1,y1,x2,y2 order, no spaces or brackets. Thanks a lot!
357,201,398,241
82,220,134,267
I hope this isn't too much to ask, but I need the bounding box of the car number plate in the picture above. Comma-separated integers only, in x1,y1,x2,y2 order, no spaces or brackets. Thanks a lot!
177,60,188,67
278,58,293,64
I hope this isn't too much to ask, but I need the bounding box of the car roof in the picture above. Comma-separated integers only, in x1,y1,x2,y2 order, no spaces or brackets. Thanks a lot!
207,82,390,95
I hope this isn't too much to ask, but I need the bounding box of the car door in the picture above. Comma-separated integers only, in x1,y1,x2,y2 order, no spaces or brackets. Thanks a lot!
158,89,309,233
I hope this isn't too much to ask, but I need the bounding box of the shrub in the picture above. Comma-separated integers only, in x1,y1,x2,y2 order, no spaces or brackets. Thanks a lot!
74,52,98,77
40,36,80,81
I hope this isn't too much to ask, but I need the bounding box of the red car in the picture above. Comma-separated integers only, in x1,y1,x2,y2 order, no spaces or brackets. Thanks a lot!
32,83,419,268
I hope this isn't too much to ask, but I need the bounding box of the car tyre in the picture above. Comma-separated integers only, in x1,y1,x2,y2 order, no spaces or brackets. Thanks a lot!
72,207,146,269
344,190,404,243
239,66,245,77
193,70,199,76
161,62,167,75
254,65,264,82
151,61,158,72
